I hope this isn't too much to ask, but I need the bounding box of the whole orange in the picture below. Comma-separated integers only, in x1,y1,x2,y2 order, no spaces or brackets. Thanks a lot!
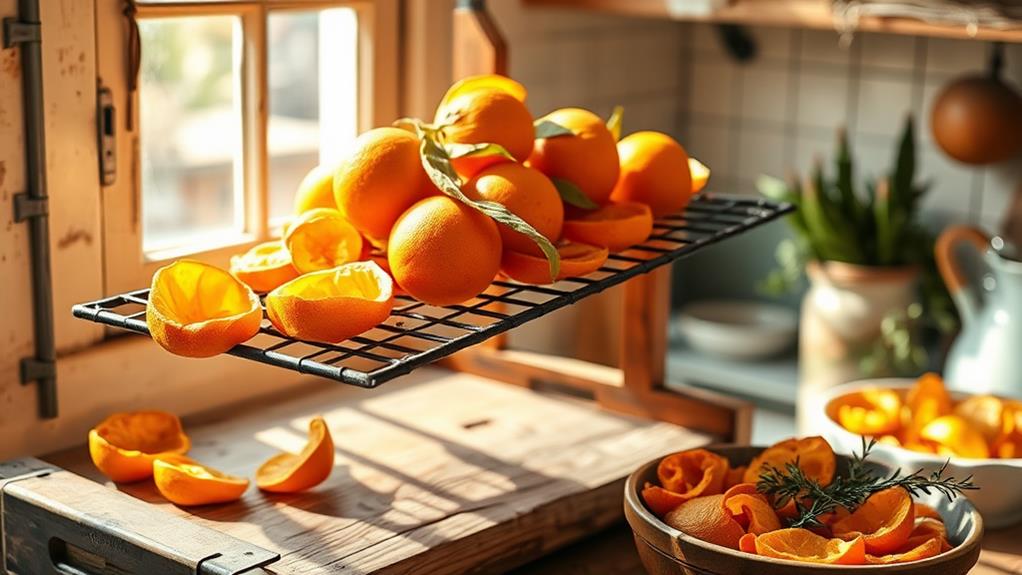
435,89,535,163
463,163,563,255
293,164,337,214
333,127,434,243
527,108,619,206
610,131,693,217
388,196,501,306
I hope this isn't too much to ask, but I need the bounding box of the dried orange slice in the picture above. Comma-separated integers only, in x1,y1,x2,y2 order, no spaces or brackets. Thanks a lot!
153,454,249,506
832,487,915,554
438,74,527,108
914,503,942,521
562,201,653,252
755,529,866,565
665,494,746,550
955,394,1005,444
230,241,299,293
283,208,363,274
641,483,689,517
257,416,335,493
723,491,782,535
866,537,942,564
738,533,758,554
689,158,710,193
903,372,953,441
500,241,608,285
89,411,190,483
743,436,836,487
266,261,394,344
837,387,903,436
146,260,262,358
920,415,990,458
657,449,728,499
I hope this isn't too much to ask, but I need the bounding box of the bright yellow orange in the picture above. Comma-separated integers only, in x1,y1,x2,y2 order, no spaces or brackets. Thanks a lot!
153,455,249,506
837,387,903,436
832,487,915,555
146,260,262,358
438,74,527,108
866,537,942,564
464,162,563,254
436,89,535,165
527,108,620,206
919,415,990,458
610,131,693,217
230,241,299,293
755,529,865,565
265,261,394,344
562,202,653,252
743,436,836,487
664,494,746,550
293,164,337,214
388,196,502,306
723,493,782,535
283,208,363,275
334,127,435,242
500,241,607,285
690,158,710,193
257,416,335,493
657,449,728,499
89,411,190,483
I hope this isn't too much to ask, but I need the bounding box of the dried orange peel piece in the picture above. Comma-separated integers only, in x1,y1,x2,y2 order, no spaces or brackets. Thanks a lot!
903,372,953,442
832,487,915,555
665,494,745,550
266,261,394,344
641,483,690,517
755,528,866,565
230,241,299,293
146,260,262,358
500,241,608,285
836,387,903,435
153,454,249,506
657,449,728,499
283,207,363,274
954,394,1006,445
866,537,942,564
738,533,758,554
722,485,782,535
562,201,653,253
89,411,190,483
743,436,836,487
257,416,335,493
920,415,990,458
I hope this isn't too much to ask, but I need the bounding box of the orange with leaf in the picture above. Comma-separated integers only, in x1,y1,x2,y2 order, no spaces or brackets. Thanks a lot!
641,437,974,566
527,107,620,207
435,74,535,168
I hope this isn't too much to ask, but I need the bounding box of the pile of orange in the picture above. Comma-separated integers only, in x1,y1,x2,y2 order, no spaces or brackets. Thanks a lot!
832,372,1022,459
642,437,955,565
89,410,335,506
146,73,710,355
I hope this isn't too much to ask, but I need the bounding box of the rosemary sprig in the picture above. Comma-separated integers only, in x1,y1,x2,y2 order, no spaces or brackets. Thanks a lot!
756,438,977,528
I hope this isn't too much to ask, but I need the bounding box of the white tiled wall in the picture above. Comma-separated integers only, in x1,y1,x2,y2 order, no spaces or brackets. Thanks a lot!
677,23,1022,233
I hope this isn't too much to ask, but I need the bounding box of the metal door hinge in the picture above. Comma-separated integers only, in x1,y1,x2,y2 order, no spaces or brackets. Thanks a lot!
97,85,117,185
2,460,280,575
2,17,40,48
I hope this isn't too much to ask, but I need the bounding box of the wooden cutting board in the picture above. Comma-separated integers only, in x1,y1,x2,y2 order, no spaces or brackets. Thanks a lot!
47,368,711,574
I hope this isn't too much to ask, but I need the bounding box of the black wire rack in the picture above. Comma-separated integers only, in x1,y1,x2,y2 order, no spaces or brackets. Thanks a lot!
72,193,791,388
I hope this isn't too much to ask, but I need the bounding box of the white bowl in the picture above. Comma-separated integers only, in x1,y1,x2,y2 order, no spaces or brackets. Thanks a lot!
815,378,1022,529
676,300,796,361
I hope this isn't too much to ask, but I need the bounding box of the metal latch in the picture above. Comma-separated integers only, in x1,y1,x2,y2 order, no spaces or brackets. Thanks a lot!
97,85,116,186
2,18,40,48
1,458,280,574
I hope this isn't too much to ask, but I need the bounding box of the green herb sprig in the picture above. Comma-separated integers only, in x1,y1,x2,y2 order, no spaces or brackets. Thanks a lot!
756,438,977,529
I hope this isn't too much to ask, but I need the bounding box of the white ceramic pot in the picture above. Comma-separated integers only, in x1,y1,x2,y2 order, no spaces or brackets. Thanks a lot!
815,379,1022,529
797,261,919,433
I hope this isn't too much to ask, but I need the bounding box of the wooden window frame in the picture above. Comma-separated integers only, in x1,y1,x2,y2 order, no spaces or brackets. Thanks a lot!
96,0,399,297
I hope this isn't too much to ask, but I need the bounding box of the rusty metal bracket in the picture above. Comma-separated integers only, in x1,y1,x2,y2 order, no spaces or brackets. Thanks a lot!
1,459,279,574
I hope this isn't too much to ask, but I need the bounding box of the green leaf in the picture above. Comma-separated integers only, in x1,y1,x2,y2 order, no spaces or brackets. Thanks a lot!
891,115,916,211
552,178,598,209
606,105,624,141
874,178,894,265
534,119,574,139
415,126,560,281
445,141,515,161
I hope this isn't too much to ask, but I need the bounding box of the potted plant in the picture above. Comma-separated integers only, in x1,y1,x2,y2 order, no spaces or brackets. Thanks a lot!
758,117,956,432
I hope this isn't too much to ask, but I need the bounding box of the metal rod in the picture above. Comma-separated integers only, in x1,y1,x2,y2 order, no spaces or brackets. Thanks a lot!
13,0,57,418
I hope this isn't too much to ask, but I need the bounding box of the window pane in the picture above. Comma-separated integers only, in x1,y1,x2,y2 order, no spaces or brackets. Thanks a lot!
268,8,359,221
139,16,243,253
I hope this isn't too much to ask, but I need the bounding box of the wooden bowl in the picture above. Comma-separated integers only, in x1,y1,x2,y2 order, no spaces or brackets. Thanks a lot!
623,445,983,575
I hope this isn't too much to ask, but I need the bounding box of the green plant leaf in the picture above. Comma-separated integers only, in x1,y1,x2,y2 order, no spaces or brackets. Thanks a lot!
414,124,560,280
552,178,598,209
874,178,894,265
534,119,574,139
445,141,515,161
606,105,624,141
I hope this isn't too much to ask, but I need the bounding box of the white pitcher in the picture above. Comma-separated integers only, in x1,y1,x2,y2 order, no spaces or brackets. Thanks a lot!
937,226,1022,399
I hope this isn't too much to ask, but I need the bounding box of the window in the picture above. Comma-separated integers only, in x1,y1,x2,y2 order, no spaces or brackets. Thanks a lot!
98,0,397,296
